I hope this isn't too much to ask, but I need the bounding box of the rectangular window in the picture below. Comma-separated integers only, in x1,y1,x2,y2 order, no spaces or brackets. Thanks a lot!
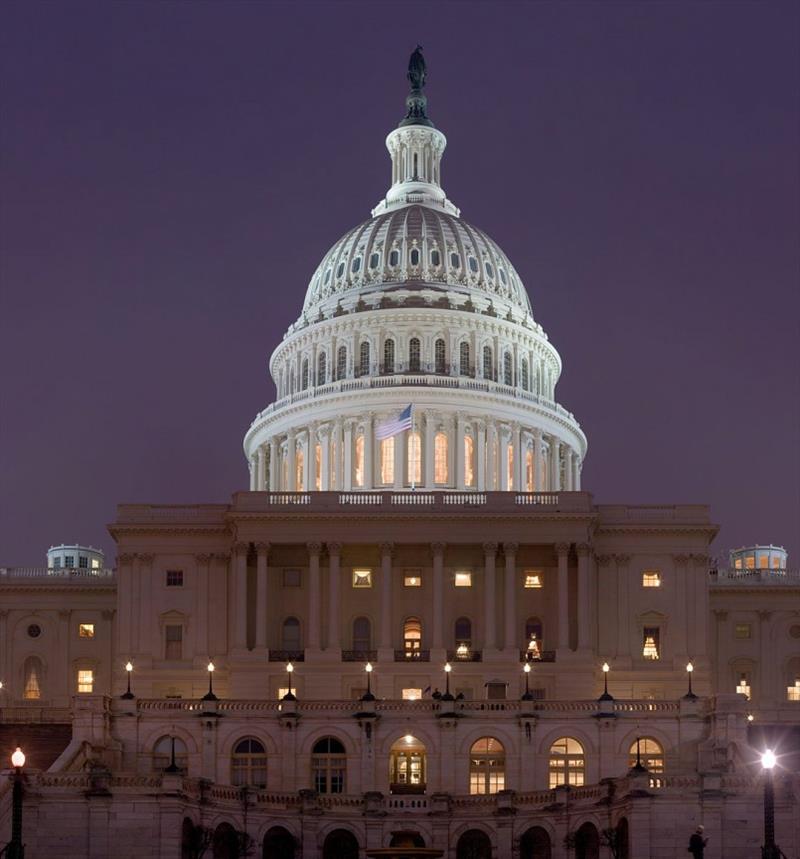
772,556,782,569
524,571,543,588
380,437,395,484
352,569,372,588
65,556,75,568
404,570,422,587
91,558,100,569
283,568,301,587
735,673,751,699
454,571,472,587
77,669,94,693
402,688,423,701
642,571,661,587
642,627,660,660
52,557,62,569
78,556,89,569
759,554,768,569
734,558,743,569
277,687,291,700
787,680,800,702
166,570,184,587
78,623,95,638
745,556,755,569
486,681,507,700
734,623,751,639
165,625,183,660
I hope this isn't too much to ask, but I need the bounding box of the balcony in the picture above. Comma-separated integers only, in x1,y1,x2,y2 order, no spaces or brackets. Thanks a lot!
267,650,305,662
0,567,116,582
446,649,483,663
394,649,431,662
519,650,557,663
709,569,800,587
342,649,377,662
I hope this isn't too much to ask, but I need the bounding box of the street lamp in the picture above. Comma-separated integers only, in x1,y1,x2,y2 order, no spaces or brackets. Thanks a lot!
628,736,648,775
761,749,782,859
121,661,134,700
522,662,533,701
362,662,375,702
598,662,614,702
9,746,25,859
283,662,296,701
202,661,218,702
442,662,453,701
683,662,697,700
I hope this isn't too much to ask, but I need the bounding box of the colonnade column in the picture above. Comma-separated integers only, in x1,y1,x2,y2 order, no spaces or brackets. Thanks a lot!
287,431,297,491
234,542,248,651
564,448,573,491
302,432,312,492
195,554,211,660
431,543,445,653
556,542,570,652
574,454,581,490
483,543,497,650
393,429,404,489
248,458,256,490
137,553,154,656
327,543,341,650
306,543,321,651
379,543,393,656
319,426,330,491
498,427,510,491
256,446,266,491
512,424,522,491
268,439,278,491
343,421,353,490
424,412,436,488
550,438,561,491
533,430,544,491
363,415,374,490
455,413,465,490
576,543,591,652
255,543,269,650
503,543,518,651
476,420,487,491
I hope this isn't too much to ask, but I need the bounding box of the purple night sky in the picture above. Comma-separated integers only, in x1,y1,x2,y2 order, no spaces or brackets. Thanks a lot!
1,1,797,566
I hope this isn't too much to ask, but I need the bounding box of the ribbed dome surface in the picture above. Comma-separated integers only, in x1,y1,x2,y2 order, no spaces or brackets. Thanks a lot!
302,205,532,316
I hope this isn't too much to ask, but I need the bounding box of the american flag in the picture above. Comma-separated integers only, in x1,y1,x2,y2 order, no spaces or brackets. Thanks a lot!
375,405,413,440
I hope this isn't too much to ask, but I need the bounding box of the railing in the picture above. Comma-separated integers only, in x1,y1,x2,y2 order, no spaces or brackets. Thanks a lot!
0,567,116,580
394,649,431,662
267,650,305,662
447,649,483,662
520,650,557,663
709,569,800,586
342,650,377,662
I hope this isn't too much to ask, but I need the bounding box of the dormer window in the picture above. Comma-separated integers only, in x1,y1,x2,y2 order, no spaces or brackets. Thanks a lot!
485,261,494,278
410,248,420,266
430,249,441,266
450,252,460,268
468,256,479,273
370,252,380,269
351,257,362,273
336,262,345,278
389,249,400,267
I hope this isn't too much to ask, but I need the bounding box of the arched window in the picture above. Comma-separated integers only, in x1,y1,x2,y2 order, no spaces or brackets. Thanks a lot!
369,252,380,269
380,437,395,484
262,827,296,859
352,617,371,652
153,736,188,773
384,338,395,373
435,338,446,374
548,737,585,788
503,352,513,386
430,249,441,267
336,262,345,279
212,823,238,859
301,358,309,390
459,341,470,376
322,829,359,859
628,738,664,773
281,617,301,652
450,252,460,269
507,442,514,489
409,338,421,372
525,448,534,491
231,737,267,787
295,448,304,490
403,617,422,657
354,434,365,487
525,617,544,658
317,352,327,386
464,434,475,487
434,432,448,484
336,346,347,380
312,737,346,794
359,341,370,377
23,656,43,700
407,431,421,485
389,248,400,267
574,822,599,859
390,735,426,793
469,737,505,794
410,247,420,266
454,617,472,651
520,827,552,859
456,830,491,859
521,358,529,391
468,256,479,274
482,345,493,380
351,256,361,273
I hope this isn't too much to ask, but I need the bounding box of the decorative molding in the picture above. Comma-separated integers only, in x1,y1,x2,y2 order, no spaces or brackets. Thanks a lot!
327,542,343,556
483,542,498,555
137,554,155,565
195,554,212,565
307,542,322,555
576,543,591,557
379,542,393,557
554,543,570,557
430,542,446,557
503,542,518,555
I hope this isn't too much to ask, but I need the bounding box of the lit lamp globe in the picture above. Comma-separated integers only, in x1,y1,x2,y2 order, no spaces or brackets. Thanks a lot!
362,662,375,702
761,750,776,770
11,747,25,769
202,660,218,702
521,662,533,701
598,662,614,702
283,662,296,701
683,661,697,700
121,661,135,700
442,662,454,701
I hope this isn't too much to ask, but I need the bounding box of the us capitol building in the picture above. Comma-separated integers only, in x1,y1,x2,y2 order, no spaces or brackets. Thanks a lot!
1,50,798,859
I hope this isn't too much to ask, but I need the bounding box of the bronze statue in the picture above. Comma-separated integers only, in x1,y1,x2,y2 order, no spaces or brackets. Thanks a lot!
407,45,426,91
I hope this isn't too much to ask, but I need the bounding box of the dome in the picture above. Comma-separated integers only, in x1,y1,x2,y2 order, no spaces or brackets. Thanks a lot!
302,205,533,319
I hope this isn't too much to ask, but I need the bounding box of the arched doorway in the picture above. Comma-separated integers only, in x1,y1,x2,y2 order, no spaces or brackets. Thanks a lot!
616,818,630,859
322,829,359,859
389,735,427,794
212,822,239,859
263,826,296,859
456,828,492,859
574,822,599,859
520,826,551,859
181,818,196,859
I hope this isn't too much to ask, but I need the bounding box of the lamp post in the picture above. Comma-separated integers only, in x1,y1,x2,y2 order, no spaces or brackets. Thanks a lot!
202,661,218,702
442,662,453,701
683,662,697,700
761,749,781,859
628,737,648,775
121,661,134,700
362,662,375,702
9,746,25,859
599,662,613,702
163,736,181,774
522,662,533,701
283,662,296,701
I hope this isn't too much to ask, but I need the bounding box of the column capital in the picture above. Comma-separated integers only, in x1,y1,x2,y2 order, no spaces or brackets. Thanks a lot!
233,542,248,556
690,553,710,566
307,542,323,556
255,542,270,555
576,543,591,557
503,542,519,555
327,542,342,557
672,554,690,565
613,553,631,566
532,428,543,441
118,553,135,565
213,552,231,563
379,542,394,558
595,554,613,567
194,553,213,564
137,553,155,565
555,542,570,557
431,542,446,558
483,542,498,556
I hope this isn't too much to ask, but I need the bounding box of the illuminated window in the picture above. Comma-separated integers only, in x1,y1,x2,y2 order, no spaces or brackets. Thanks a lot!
642,627,660,660
454,617,472,653
525,617,543,657
91,558,100,569
745,556,755,569
642,571,661,587
772,556,782,569
404,571,422,587
735,673,751,699
734,623,751,639
787,679,800,702
524,571,543,589
464,434,475,486
295,448,304,489
402,688,423,701
166,570,183,587
352,569,372,588
734,558,743,569
454,571,472,587
525,448,534,491
315,444,322,490
469,737,505,794
407,431,421,484
312,737,346,794
507,443,514,488
23,657,42,700
232,738,267,787
165,625,183,660
354,435,364,487
549,737,585,788
628,738,664,773
434,432,448,484
78,623,95,638
380,437,395,484
390,736,426,791
403,617,422,656
409,337,421,372
277,687,291,700
758,555,768,569
77,669,94,693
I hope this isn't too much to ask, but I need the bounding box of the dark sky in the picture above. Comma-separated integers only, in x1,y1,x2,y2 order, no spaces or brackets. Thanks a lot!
1,1,798,566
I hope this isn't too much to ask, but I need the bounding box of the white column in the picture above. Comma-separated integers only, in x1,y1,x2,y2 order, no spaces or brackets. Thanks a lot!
503,543,518,650
563,447,573,491
574,454,581,490
327,543,341,650
249,457,256,490
577,543,591,652
268,439,278,491
557,543,570,651
512,424,522,491
307,542,321,651
287,431,297,491
320,426,330,491
333,420,343,490
431,543,445,651
363,415,374,490
301,432,312,492
476,420,486,491
550,437,561,491
424,411,436,489
533,430,544,491
393,429,404,489
380,543,393,651
343,421,353,490
484,542,497,650
234,542,248,651
256,446,266,490
498,426,510,491
455,413,465,490
255,543,269,650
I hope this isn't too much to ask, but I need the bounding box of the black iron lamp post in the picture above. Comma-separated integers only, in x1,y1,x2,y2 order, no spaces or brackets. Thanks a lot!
202,661,218,702
163,737,181,774
761,749,782,859
121,661,134,700
628,737,648,775
8,746,25,859
683,662,697,700
362,662,375,702
283,662,296,701
598,662,614,702
441,662,454,701
522,662,533,701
